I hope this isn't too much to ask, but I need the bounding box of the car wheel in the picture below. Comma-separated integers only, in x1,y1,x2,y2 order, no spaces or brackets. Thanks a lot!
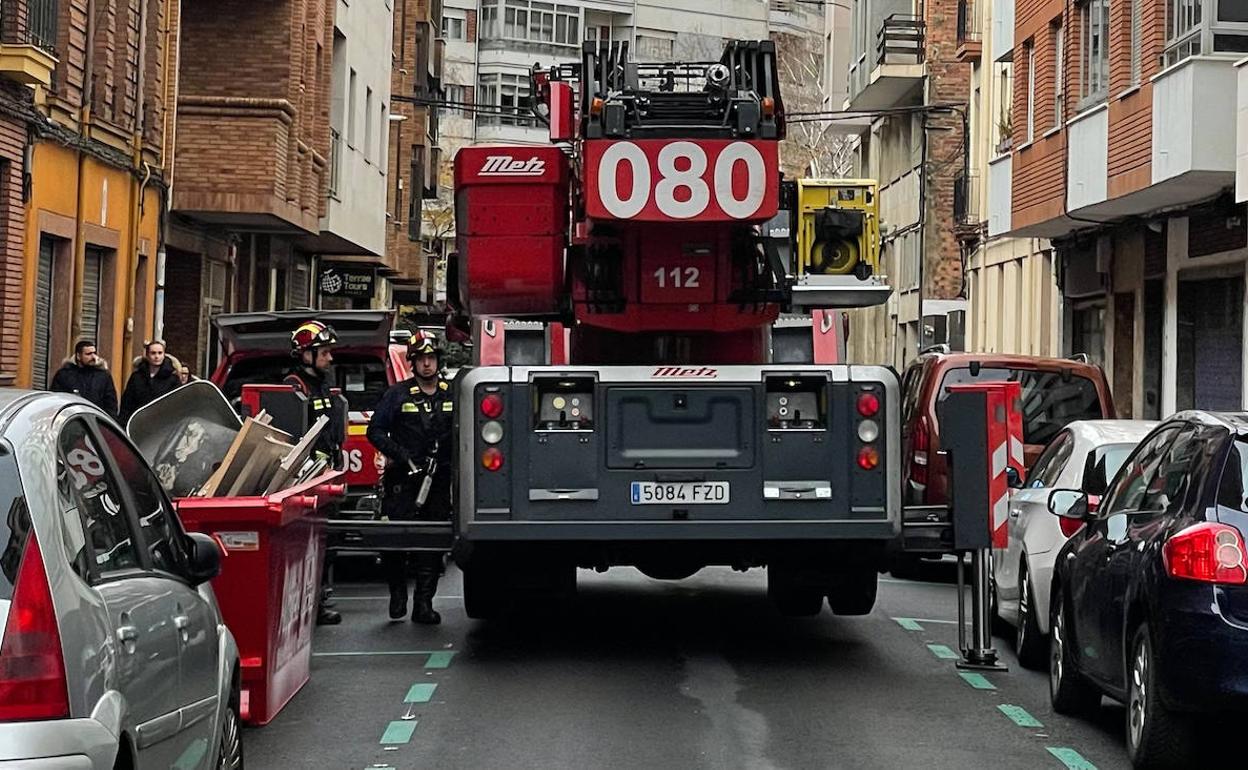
826,569,878,616
1127,623,1195,768
218,689,244,770
463,565,507,620
989,561,1011,638
768,568,824,617
1049,595,1101,716
1015,564,1046,670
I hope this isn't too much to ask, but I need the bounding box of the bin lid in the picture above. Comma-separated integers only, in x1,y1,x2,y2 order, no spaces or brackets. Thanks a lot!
212,310,396,356
127,380,242,497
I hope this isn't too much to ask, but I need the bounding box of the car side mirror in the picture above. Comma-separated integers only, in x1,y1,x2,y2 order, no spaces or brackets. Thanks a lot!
1006,466,1024,489
1048,489,1089,520
185,532,223,586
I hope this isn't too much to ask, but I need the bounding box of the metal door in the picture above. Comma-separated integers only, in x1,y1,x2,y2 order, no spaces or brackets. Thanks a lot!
82,248,103,346
33,238,54,388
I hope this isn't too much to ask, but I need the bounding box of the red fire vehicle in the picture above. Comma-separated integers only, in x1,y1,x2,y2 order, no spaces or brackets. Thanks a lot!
445,41,898,619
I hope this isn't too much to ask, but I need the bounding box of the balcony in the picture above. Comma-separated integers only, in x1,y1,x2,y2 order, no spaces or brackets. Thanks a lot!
955,0,981,63
0,0,59,87
1066,105,1109,213
846,13,926,111
953,172,982,240
1151,57,1236,206
1238,57,1248,203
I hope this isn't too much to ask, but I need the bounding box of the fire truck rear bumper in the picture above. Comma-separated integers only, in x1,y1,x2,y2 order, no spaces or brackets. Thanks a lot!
458,518,899,542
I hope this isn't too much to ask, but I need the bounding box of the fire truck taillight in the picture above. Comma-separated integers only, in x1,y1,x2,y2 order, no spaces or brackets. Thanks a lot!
481,393,504,419
857,446,880,470
481,447,504,472
857,420,880,443
856,392,880,418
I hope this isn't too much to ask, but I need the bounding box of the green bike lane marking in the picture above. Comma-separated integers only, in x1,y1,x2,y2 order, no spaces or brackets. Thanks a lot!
380,720,417,745
957,671,997,690
1046,747,1098,769
405,683,438,703
893,617,925,631
997,704,1043,728
926,643,960,660
426,651,456,669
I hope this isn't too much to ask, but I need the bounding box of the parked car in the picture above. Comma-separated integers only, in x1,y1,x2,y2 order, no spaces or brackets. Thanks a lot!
210,309,413,516
993,419,1157,668
1047,411,1248,768
890,351,1116,575
0,390,241,769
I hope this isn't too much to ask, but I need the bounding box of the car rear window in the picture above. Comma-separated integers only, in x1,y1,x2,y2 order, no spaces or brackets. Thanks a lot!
1081,443,1135,496
0,443,30,601
937,367,1104,446
220,352,390,412
1218,441,1248,513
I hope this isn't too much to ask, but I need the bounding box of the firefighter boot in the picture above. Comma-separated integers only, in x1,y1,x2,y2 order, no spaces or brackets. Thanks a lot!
412,567,441,625
383,553,408,620
317,601,342,626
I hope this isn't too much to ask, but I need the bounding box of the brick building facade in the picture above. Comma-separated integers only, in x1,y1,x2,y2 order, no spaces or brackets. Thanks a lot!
1003,0,1248,417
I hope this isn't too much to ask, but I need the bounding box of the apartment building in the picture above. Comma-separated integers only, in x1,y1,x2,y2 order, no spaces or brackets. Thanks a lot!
20,0,173,391
1003,0,1248,418
841,0,969,370
0,1,56,386
385,0,444,311
959,0,1060,357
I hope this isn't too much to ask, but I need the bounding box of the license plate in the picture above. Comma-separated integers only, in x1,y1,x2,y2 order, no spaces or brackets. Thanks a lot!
630,482,730,505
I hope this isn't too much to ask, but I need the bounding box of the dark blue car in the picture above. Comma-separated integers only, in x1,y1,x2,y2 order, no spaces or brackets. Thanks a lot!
1046,411,1248,768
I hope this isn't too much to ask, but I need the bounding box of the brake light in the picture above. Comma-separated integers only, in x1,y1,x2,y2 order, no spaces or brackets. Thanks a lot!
481,447,504,472
911,417,930,486
857,392,880,417
1059,516,1084,539
1163,522,1248,585
480,393,504,419
0,532,70,722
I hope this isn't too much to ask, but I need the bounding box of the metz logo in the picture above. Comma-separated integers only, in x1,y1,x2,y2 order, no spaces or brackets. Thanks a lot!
652,367,718,378
479,155,546,177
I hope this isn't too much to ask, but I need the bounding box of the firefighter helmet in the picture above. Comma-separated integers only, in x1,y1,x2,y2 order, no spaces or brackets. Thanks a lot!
407,330,442,360
291,320,339,356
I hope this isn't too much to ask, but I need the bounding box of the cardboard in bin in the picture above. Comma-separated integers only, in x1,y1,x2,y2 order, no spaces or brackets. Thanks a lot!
177,469,346,726
127,380,242,497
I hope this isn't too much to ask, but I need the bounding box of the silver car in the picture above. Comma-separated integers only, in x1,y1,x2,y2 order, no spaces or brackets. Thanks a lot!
992,419,1157,670
0,391,242,769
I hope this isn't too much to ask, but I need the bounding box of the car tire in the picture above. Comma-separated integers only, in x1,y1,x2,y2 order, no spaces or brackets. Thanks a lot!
827,569,878,616
1049,594,1101,717
887,554,924,581
1015,563,1046,670
1127,623,1196,768
218,688,244,770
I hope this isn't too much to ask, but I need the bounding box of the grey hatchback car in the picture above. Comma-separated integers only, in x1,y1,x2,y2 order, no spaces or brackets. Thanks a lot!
0,391,242,769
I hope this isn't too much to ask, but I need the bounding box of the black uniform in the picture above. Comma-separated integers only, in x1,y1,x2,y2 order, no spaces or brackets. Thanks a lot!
367,375,454,622
51,359,118,418
283,366,346,468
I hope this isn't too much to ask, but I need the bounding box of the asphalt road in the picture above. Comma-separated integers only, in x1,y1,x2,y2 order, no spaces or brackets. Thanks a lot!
246,562,1134,770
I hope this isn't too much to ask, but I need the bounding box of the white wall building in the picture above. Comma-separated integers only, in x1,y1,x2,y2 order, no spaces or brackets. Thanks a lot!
323,0,395,258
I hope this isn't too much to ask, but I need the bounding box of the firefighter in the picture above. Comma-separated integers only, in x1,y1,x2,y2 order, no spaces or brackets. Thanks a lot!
367,331,454,624
286,320,346,626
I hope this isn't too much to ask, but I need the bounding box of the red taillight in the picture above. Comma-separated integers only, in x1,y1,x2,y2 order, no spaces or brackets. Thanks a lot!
1059,516,1084,539
857,392,880,417
1163,522,1248,585
911,417,930,486
481,447,504,472
0,532,70,722
480,393,504,419
857,446,880,470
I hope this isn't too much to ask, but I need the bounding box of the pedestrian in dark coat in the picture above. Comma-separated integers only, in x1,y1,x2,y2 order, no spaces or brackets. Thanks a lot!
119,340,181,424
50,340,118,418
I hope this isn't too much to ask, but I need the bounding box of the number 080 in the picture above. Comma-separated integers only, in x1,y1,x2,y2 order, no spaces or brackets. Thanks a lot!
596,141,767,220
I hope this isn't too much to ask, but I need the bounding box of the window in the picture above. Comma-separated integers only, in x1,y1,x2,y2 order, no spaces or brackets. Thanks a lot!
480,0,580,46
0,443,31,598
1166,0,1203,66
1100,426,1180,515
1130,0,1142,85
96,424,188,576
364,86,374,162
1025,41,1035,142
1027,431,1075,489
936,367,1105,447
1081,443,1136,496
1139,428,1204,513
1080,0,1109,104
444,84,470,117
442,12,466,41
58,420,140,576
1052,22,1064,127
477,72,535,126
347,69,358,146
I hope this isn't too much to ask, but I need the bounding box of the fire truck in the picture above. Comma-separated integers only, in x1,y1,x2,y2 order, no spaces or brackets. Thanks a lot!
448,40,897,619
